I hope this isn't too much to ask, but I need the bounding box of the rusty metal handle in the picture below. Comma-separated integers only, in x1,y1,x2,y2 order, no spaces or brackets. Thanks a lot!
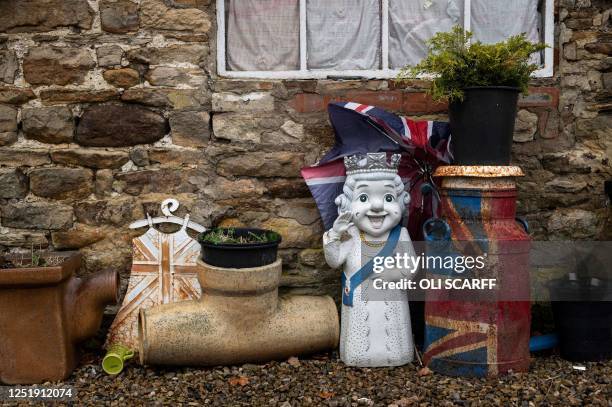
515,217,529,233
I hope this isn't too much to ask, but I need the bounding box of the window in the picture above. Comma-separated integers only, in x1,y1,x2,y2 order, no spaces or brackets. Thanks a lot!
217,0,554,79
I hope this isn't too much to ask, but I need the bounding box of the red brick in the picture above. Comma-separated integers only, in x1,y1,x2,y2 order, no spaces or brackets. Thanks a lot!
519,87,560,108
288,93,326,113
345,90,403,111
402,92,447,114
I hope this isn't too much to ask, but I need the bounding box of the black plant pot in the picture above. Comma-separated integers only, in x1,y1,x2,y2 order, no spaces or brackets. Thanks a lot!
197,228,282,269
449,86,520,165
548,277,612,362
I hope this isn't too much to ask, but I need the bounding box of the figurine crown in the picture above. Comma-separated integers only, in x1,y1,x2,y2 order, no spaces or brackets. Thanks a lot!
344,153,401,175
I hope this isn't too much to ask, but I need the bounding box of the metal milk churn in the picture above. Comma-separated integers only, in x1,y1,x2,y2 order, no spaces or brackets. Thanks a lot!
422,166,531,377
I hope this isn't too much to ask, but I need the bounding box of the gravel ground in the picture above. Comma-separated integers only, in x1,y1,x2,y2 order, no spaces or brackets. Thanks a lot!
11,352,611,406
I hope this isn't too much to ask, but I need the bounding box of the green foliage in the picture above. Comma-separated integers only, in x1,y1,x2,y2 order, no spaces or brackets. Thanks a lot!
397,26,547,102
200,228,279,245
28,243,48,267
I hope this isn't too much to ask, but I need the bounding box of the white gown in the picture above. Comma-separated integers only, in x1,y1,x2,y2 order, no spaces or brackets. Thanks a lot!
323,225,417,367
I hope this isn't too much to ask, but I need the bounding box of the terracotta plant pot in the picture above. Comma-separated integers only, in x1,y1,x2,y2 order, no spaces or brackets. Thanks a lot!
0,252,118,384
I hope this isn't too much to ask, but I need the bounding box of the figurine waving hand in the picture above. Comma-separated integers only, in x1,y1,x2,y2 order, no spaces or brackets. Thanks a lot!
323,153,417,367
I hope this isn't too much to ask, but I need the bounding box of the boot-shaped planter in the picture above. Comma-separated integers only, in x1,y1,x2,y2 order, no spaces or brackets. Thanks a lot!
0,252,118,384
139,259,339,366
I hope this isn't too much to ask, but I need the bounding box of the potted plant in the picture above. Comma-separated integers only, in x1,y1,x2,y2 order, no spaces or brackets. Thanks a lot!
398,26,546,165
546,183,612,362
197,227,282,269
548,271,612,362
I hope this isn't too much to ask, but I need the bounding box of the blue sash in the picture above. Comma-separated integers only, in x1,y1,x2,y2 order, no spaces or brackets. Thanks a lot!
342,224,402,306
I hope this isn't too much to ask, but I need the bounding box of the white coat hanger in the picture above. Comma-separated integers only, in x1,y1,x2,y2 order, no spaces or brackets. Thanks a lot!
128,198,206,233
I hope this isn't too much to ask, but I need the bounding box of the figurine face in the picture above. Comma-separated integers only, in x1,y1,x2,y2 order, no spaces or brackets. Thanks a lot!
351,179,402,238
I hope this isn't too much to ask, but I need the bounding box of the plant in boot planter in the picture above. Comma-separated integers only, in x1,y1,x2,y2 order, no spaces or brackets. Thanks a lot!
197,228,282,269
397,26,546,165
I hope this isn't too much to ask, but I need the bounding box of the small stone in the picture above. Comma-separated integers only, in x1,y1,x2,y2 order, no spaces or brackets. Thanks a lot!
121,87,207,109
264,178,311,199
564,42,577,60
0,50,18,84
0,86,36,104
0,228,48,248
94,169,114,196
585,42,612,55
100,0,139,33
76,104,168,147
545,178,588,193
114,168,199,195
213,80,275,93
0,132,17,146
276,199,320,225
23,46,95,86
279,120,306,141
103,67,140,88
140,0,211,32
39,89,120,104
74,198,138,226
96,45,124,67
548,209,599,239
130,147,149,166
513,110,539,143
50,148,129,169
126,44,208,65
287,356,301,367
29,167,93,200
0,149,50,166
212,92,275,112
169,111,210,147
22,106,74,144
51,224,107,249
0,0,93,33
217,152,304,178
147,148,206,166
212,113,282,143
0,104,17,132
542,147,607,174
145,66,205,87
260,217,320,248
1,202,73,230
298,248,326,268
203,177,264,199
0,169,28,199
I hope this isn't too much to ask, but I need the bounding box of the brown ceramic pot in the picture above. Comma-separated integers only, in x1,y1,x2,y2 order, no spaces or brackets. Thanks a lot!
0,252,118,384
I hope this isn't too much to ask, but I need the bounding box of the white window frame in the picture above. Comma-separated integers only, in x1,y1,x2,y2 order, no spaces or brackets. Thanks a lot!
216,0,554,79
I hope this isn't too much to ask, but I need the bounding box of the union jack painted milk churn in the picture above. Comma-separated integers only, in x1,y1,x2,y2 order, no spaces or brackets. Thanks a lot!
423,166,531,377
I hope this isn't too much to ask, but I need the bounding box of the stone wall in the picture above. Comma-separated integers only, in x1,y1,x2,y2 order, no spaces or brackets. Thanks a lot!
0,0,609,297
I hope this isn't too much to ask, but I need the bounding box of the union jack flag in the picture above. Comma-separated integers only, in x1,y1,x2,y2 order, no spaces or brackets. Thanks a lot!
301,102,452,240
424,312,498,377
105,227,201,350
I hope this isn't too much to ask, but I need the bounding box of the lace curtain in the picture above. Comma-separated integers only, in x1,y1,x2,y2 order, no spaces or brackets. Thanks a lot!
226,0,300,71
389,0,463,69
306,0,381,70
226,0,542,72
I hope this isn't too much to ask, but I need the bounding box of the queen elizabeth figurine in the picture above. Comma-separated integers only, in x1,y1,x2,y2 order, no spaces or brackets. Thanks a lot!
323,152,417,367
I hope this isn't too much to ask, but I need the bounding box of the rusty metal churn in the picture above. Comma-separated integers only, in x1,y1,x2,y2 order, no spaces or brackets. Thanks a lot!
422,166,531,377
